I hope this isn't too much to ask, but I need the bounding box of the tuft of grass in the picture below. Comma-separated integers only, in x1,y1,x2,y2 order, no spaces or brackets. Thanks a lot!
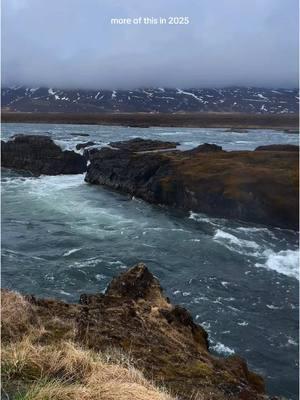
2,339,174,399
1,290,40,342
1,290,174,400
13,379,91,400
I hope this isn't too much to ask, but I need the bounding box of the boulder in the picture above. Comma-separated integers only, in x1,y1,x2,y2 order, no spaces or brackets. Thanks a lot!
1,135,87,175
85,140,299,229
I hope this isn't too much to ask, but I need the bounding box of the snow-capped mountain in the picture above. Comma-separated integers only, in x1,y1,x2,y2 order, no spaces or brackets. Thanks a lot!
1,86,299,114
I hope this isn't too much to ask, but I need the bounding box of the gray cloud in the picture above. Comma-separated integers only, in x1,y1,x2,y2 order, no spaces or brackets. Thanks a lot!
1,0,299,89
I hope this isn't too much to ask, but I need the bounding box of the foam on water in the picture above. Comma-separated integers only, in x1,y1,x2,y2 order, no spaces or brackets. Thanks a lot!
237,321,249,326
2,173,85,194
266,304,280,310
63,248,82,257
213,229,260,250
189,212,299,280
211,342,235,355
189,211,222,227
53,139,77,151
34,173,85,191
255,249,299,280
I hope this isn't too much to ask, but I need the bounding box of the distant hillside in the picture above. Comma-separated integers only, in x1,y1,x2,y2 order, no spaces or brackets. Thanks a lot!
1,86,299,114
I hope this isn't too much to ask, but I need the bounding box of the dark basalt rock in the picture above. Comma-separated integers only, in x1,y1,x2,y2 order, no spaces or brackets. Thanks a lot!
70,133,90,137
83,146,101,160
284,129,299,134
109,137,179,152
3,263,268,400
1,134,87,175
185,143,223,154
225,128,249,133
75,141,96,150
85,140,299,229
128,124,150,128
106,263,164,301
255,144,299,152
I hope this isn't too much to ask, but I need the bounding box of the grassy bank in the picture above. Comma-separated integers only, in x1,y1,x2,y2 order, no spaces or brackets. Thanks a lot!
1,290,173,400
1,111,299,129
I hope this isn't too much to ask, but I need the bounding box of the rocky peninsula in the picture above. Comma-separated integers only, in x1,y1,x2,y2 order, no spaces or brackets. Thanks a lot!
1,135,298,230
2,264,271,400
84,139,299,230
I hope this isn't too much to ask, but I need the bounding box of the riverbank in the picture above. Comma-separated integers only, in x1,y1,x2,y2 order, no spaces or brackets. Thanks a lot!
1,111,299,130
85,140,299,230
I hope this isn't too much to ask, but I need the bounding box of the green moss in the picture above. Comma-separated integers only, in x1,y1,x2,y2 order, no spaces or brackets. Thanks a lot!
159,359,214,381
187,361,214,378
218,370,238,385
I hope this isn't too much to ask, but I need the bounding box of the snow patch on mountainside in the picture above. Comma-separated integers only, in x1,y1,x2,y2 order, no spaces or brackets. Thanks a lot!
2,86,299,114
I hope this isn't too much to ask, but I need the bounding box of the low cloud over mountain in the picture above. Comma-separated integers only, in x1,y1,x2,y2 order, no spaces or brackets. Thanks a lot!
1,0,299,89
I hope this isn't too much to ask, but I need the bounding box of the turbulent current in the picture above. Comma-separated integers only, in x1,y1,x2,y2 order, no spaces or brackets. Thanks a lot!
1,123,299,399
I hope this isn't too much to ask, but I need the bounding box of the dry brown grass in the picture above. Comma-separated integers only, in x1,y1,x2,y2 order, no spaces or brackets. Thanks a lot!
1,290,40,342
12,381,92,400
1,290,174,400
2,338,173,399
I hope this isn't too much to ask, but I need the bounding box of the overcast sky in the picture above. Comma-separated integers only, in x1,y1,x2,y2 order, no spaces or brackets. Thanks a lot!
1,0,299,89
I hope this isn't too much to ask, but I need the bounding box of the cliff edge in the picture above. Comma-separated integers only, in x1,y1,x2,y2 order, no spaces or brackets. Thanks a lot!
2,264,274,400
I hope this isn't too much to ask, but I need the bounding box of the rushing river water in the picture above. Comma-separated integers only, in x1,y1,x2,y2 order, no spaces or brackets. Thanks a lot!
1,123,299,399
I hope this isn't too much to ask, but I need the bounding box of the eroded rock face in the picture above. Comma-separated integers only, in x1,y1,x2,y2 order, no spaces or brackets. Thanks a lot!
2,264,269,400
1,135,86,175
85,140,299,230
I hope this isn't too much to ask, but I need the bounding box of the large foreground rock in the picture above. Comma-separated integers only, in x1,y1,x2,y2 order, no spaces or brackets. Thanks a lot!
2,264,270,400
85,139,299,230
1,134,86,175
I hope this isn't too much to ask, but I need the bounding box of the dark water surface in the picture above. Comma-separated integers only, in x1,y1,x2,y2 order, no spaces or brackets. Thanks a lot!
1,123,299,399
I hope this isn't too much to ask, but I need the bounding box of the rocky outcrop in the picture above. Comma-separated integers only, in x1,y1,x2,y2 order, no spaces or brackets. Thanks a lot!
109,138,179,152
82,138,179,161
85,139,299,230
225,128,248,133
1,134,87,175
255,144,299,152
2,264,269,400
184,142,223,154
70,133,90,136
